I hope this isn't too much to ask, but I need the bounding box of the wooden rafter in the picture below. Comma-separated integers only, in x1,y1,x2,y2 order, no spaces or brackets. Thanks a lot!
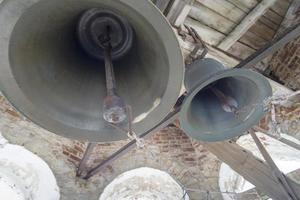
218,0,277,51
167,0,195,27
235,23,300,69
203,140,300,200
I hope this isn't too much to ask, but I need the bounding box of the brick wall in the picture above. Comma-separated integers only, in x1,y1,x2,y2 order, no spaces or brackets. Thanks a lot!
1,87,299,200
263,2,300,90
0,92,223,200
266,36,300,90
257,103,300,139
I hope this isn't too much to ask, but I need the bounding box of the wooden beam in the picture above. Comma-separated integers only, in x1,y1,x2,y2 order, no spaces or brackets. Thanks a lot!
218,0,276,51
167,0,194,27
81,94,300,199
254,126,300,151
176,28,293,95
250,131,299,200
153,0,171,13
189,2,236,34
235,23,300,69
203,140,300,200
236,168,300,199
176,30,240,67
194,0,246,22
276,0,300,36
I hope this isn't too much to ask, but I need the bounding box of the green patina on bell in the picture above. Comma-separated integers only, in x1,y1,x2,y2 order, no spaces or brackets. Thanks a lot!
0,0,184,142
180,58,272,142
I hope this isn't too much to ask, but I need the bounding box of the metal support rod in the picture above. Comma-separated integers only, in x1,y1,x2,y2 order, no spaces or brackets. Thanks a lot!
184,25,208,65
250,130,299,200
235,23,300,69
76,142,97,177
103,43,116,96
82,107,300,199
83,106,181,179
101,27,127,124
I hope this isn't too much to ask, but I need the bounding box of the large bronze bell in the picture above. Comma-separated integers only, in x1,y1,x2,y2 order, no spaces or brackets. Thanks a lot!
0,0,184,142
179,58,272,142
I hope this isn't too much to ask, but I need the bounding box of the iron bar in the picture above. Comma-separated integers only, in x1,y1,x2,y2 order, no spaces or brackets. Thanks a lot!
82,105,300,200
76,142,97,177
250,130,299,200
103,42,116,96
101,27,127,124
84,106,181,179
235,23,300,69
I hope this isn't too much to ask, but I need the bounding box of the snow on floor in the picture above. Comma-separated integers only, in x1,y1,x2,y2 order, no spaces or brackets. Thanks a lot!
0,133,60,200
0,171,25,200
99,167,189,200
219,132,300,200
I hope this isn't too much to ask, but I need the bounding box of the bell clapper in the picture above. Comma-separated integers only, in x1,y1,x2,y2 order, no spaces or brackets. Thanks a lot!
101,26,127,124
209,86,240,117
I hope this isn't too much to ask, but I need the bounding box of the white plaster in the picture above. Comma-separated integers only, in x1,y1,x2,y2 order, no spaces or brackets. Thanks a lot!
0,133,60,200
0,171,25,200
99,167,189,200
219,132,300,200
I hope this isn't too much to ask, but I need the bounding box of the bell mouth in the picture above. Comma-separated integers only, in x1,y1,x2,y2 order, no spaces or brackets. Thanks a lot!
180,69,272,142
0,0,184,141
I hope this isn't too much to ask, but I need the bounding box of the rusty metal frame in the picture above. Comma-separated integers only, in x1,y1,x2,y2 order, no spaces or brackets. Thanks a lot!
76,142,97,177
75,22,300,199
235,23,300,69
83,107,181,179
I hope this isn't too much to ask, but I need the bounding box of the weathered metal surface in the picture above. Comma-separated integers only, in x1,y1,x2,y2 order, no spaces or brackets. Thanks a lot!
0,0,184,142
84,106,181,179
77,8,133,60
76,143,97,177
180,58,272,142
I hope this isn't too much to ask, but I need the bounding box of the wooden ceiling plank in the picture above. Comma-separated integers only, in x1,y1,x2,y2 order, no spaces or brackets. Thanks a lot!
225,0,285,33
189,3,236,34
270,0,292,17
259,16,281,31
226,0,258,12
184,17,225,45
218,0,276,51
184,18,258,61
249,21,277,41
167,0,195,27
177,35,241,67
239,31,269,50
195,0,246,22
235,24,300,69
263,9,284,25
227,41,256,59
